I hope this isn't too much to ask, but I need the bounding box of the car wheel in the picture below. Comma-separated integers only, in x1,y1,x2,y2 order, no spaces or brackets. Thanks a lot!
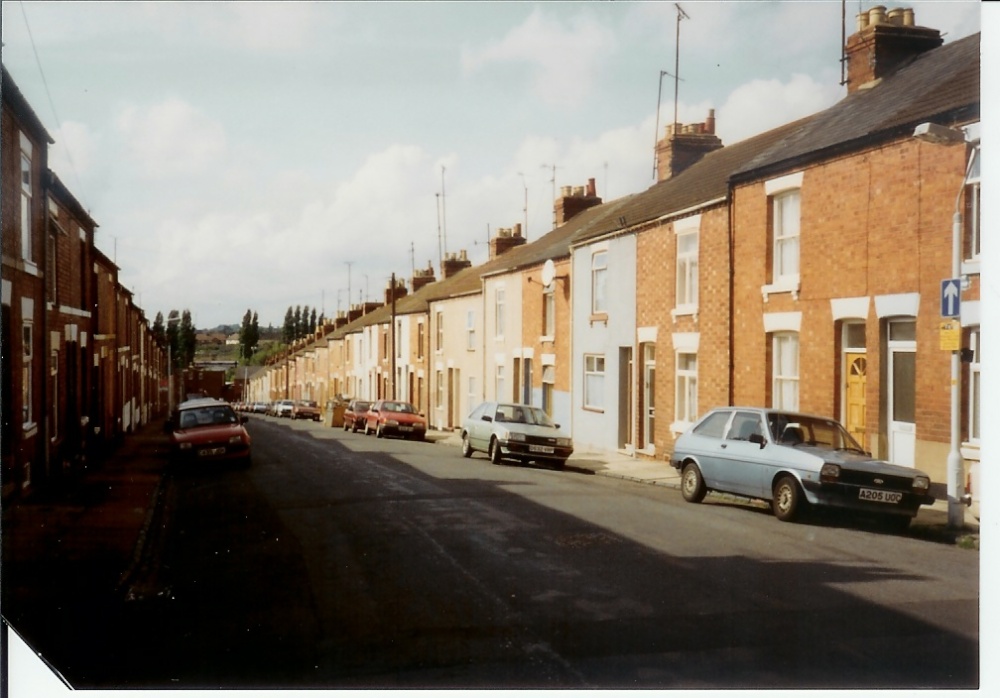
681,462,707,503
364,422,371,435
772,475,805,522
461,433,473,458
343,421,349,431
488,437,503,465
352,421,359,433
376,423,384,438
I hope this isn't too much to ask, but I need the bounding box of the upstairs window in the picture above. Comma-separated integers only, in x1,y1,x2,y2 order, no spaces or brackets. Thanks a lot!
435,311,443,352
542,285,555,339
676,229,699,309
466,310,476,350
772,190,800,283
495,288,505,339
20,132,33,263
591,251,608,314
965,145,981,262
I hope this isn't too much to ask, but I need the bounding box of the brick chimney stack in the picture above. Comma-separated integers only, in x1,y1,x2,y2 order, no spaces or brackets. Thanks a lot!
655,109,723,182
554,179,602,227
489,223,528,260
845,6,942,94
442,249,472,278
383,277,407,306
411,262,436,293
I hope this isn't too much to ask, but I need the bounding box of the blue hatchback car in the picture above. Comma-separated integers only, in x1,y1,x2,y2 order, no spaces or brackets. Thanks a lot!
671,407,935,528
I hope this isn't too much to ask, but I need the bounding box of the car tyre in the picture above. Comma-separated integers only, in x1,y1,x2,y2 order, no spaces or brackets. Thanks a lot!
489,437,504,465
461,433,473,458
376,423,384,438
352,421,359,433
681,462,707,503
364,422,371,436
772,475,805,522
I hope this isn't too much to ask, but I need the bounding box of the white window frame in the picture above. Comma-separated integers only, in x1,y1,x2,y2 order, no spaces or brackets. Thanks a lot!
966,145,981,265
435,311,443,353
675,229,699,313
542,364,555,416
773,190,800,283
674,351,698,429
495,364,505,401
583,354,605,410
22,321,33,428
495,287,505,339
591,251,608,314
772,332,799,411
466,309,476,351
968,327,980,444
435,370,444,412
542,284,555,340
417,320,425,359
20,132,33,263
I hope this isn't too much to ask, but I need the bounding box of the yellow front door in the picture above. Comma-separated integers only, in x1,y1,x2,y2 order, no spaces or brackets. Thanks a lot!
845,353,867,449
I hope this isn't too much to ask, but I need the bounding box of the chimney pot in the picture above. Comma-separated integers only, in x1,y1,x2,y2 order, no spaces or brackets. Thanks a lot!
572,186,584,197
857,10,869,31
887,7,905,25
706,108,716,135
869,5,886,25
586,178,596,197
513,223,522,237
903,8,914,26
560,185,572,197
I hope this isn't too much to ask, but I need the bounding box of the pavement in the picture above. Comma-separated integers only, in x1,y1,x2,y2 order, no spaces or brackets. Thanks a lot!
1,419,981,681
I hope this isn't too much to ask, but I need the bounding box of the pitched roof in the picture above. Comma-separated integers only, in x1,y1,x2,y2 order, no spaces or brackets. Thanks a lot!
732,31,980,181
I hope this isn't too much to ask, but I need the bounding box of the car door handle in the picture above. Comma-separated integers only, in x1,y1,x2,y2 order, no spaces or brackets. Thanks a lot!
720,443,728,449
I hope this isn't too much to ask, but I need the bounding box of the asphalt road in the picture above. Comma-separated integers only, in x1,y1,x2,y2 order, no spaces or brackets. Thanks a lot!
100,415,980,688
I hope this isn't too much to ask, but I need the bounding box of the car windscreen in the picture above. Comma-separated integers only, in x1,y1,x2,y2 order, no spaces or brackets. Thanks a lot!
768,413,863,450
495,404,556,427
179,406,238,429
382,402,415,413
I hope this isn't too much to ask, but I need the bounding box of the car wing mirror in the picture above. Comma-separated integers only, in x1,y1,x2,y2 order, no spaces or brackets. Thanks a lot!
749,433,767,449
554,424,561,429
482,415,493,423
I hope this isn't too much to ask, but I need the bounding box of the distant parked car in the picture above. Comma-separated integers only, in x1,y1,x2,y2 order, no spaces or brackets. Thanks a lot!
671,407,935,528
460,402,573,468
274,399,295,418
291,400,322,421
253,402,269,414
364,400,427,440
343,400,372,433
165,398,251,469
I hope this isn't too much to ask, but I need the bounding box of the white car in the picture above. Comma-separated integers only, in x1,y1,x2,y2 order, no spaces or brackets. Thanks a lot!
460,402,573,468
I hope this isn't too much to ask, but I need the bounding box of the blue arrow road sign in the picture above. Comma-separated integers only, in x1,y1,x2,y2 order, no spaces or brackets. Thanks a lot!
941,278,961,318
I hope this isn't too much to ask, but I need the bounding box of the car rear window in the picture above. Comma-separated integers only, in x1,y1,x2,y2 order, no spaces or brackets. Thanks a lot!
692,410,730,439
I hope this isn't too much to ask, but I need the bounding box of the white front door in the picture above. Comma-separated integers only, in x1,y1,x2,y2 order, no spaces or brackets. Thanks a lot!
887,320,916,467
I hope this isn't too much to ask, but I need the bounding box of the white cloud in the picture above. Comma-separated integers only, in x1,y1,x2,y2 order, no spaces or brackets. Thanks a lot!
716,73,841,145
115,98,228,179
49,120,99,183
460,7,617,107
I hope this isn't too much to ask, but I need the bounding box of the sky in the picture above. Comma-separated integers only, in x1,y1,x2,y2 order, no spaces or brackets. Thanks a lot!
0,1,984,332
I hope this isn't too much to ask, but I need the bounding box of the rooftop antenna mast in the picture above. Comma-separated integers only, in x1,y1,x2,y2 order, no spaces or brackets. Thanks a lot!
673,4,689,131
435,193,443,271
440,165,448,258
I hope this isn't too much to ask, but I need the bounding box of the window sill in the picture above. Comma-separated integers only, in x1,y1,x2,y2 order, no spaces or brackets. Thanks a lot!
761,276,800,302
582,405,605,414
22,422,38,438
539,335,555,344
962,259,980,277
670,420,693,435
671,305,699,323
589,312,608,325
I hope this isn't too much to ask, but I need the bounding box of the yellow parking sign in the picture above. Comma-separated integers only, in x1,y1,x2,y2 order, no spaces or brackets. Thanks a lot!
940,320,961,351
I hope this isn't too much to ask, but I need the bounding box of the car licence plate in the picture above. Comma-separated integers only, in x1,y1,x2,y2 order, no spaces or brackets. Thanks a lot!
199,447,226,457
399,426,413,432
529,445,555,454
858,488,903,504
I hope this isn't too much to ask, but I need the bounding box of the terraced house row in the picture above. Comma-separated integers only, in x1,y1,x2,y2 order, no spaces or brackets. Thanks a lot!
2,64,169,499
251,11,982,502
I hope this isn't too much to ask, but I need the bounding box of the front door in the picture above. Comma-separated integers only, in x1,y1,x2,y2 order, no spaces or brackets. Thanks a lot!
642,344,655,450
845,352,867,449
887,320,916,466
618,347,633,450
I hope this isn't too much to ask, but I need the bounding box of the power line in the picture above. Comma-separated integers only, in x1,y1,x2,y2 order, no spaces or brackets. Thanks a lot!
17,0,90,214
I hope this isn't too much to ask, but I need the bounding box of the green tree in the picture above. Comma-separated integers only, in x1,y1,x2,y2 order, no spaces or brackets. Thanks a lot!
293,305,303,340
166,310,181,369
250,312,260,353
309,308,318,335
283,307,295,344
152,311,166,346
179,310,197,367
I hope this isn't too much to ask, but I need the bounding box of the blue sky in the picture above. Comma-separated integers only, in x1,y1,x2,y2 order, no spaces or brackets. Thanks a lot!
1,1,983,330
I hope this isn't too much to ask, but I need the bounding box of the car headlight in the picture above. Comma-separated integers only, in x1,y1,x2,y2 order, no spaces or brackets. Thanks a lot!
820,463,841,483
556,438,572,447
385,419,399,426
507,432,526,442
178,442,192,450
229,435,244,445
912,475,930,493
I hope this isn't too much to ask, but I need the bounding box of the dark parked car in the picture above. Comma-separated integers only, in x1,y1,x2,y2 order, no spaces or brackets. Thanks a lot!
460,402,573,468
343,400,372,432
291,400,322,421
166,398,251,468
671,407,934,527
364,400,427,440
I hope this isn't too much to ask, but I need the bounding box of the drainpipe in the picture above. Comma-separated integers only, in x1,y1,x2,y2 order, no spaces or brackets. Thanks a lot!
727,180,736,406
42,172,52,484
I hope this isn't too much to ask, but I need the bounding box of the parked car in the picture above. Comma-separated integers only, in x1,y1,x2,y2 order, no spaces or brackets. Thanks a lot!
671,407,935,527
460,402,573,468
343,400,372,433
363,400,427,440
253,402,269,414
165,398,251,468
274,399,295,418
291,400,322,421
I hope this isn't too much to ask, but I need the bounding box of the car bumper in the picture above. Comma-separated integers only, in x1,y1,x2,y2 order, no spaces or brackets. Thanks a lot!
500,441,573,461
172,443,250,464
381,424,426,437
801,480,934,516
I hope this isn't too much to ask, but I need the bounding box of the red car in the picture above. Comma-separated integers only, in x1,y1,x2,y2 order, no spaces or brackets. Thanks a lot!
364,400,427,440
343,399,372,432
291,400,322,421
166,398,251,468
